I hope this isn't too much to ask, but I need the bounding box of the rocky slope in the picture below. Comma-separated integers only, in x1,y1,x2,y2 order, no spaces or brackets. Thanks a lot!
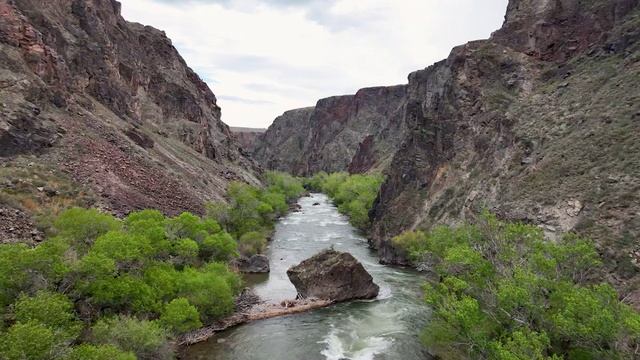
253,85,407,175
258,0,640,305
0,0,259,243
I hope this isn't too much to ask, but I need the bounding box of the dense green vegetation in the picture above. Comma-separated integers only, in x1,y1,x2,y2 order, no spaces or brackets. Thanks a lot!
0,172,305,359
393,212,640,359
305,172,384,229
206,171,305,256
0,208,241,359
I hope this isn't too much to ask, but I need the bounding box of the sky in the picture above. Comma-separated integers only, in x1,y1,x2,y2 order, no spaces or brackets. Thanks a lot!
120,0,509,128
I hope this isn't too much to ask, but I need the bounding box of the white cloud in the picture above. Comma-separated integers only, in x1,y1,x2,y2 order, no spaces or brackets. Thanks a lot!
120,0,508,128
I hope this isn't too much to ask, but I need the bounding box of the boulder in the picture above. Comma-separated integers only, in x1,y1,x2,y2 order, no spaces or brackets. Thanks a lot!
287,249,379,302
232,254,270,273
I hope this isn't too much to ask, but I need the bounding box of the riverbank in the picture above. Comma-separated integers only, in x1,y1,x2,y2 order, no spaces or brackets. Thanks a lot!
181,193,429,360
178,294,333,346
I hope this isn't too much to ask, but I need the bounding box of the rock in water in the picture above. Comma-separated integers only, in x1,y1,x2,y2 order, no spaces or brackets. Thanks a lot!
232,254,270,273
287,249,379,302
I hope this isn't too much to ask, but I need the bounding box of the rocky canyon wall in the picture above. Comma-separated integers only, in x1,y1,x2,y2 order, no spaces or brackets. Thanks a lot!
0,0,260,243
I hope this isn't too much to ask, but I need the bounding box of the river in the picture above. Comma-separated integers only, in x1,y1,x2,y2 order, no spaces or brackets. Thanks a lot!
183,193,431,360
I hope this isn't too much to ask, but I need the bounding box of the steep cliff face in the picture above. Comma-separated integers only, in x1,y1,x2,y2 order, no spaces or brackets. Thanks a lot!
370,0,640,304
0,0,259,242
254,85,406,175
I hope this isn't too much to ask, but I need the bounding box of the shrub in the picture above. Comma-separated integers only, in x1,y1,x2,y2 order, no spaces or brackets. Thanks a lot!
306,172,384,229
200,232,238,262
13,291,81,341
124,210,170,255
0,322,56,360
160,298,202,333
143,263,179,302
85,274,160,314
172,238,199,265
91,315,171,360
66,344,136,360
166,212,220,242
0,238,70,311
91,231,152,265
178,267,235,321
54,208,121,250
238,231,267,256
264,171,305,201
395,212,640,359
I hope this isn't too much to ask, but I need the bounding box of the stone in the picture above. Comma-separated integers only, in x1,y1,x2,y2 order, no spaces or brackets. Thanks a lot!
232,254,270,273
287,249,379,302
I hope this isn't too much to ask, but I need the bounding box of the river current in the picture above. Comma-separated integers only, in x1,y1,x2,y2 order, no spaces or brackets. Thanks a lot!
183,193,430,360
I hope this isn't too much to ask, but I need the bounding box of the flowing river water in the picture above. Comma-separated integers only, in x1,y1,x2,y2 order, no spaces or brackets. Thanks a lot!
183,193,431,360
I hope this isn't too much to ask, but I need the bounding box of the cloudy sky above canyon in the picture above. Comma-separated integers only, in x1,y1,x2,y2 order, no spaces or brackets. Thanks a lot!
121,0,508,128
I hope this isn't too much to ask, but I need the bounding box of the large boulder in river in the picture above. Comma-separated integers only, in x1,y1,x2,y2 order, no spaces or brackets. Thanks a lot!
232,254,270,273
287,249,379,302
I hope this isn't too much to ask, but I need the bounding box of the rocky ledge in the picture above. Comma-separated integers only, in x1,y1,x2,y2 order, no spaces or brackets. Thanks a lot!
287,249,379,302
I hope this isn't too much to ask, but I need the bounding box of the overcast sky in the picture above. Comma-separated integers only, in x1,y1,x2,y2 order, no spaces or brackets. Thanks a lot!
121,0,508,128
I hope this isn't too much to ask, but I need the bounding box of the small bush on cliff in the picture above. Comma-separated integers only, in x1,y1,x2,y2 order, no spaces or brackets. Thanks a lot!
393,212,640,359
306,172,384,229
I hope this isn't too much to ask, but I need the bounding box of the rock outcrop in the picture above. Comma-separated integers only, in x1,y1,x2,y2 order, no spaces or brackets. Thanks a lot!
0,0,260,229
287,249,379,302
232,254,270,273
258,0,640,305
254,86,406,175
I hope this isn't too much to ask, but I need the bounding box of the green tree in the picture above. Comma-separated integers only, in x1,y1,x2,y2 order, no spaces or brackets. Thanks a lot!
66,344,136,360
0,322,57,360
238,231,267,256
13,291,81,341
54,208,121,250
160,298,202,333
394,213,640,359
91,315,171,360
200,232,238,262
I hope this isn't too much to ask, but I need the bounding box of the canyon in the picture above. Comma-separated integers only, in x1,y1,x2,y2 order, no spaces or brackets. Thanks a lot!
254,0,640,306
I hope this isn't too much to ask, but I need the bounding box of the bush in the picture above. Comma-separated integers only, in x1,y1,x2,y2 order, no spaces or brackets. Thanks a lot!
238,231,267,256
172,238,199,265
54,208,121,250
91,315,171,360
306,172,384,229
66,344,136,360
264,171,305,201
13,291,81,341
394,212,640,359
85,275,160,314
200,232,238,262
178,266,235,321
160,298,202,333
0,238,70,312
0,322,57,360
1,206,245,356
